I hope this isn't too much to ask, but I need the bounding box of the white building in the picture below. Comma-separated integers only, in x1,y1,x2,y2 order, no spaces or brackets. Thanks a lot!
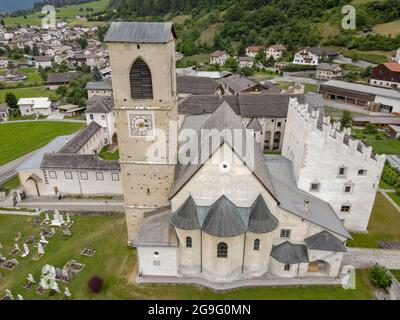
0,103,9,122
265,45,286,60
0,58,9,68
33,56,53,69
18,97,52,116
245,46,265,58
210,51,230,65
85,95,116,145
293,48,338,66
86,81,113,99
282,99,385,231
395,48,400,63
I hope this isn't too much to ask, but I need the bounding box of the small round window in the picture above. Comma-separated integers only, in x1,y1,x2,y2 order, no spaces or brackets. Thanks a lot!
154,251,159,257
219,161,231,173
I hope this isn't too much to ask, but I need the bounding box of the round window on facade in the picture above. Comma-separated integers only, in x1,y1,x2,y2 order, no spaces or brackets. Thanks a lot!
219,161,231,174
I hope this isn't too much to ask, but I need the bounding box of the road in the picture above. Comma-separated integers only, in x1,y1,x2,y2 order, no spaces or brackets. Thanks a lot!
0,151,35,185
333,54,377,69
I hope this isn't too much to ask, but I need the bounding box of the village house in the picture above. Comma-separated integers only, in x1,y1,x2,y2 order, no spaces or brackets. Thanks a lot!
395,48,400,63
293,47,338,66
265,45,286,60
220,74,273,95
316,63,343,80
238,56,255,68
370,62,400,89
245,45,265,58
176,75,224,98
0,103,9,122
47,71,80,89
86,81,113,98
18,97,52,116
0,57,9,68
32,56,53,69
210,50,230,65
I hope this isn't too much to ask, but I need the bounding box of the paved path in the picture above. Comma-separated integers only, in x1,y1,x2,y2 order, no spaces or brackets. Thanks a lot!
0,150,39,185
137,274,342,290
333,55,377,69
323,99,387,116
17,197,124,212
343,248,400,270
47,110,65,120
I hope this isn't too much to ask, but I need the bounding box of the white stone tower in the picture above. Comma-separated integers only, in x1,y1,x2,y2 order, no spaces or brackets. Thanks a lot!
105,22,178,245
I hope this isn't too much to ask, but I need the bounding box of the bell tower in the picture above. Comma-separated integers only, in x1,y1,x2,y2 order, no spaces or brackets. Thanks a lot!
105,22,178,245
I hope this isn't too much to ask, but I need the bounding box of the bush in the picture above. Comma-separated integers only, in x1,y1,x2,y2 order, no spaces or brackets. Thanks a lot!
88,276,104,293
363,123,377,135
368,264,392,289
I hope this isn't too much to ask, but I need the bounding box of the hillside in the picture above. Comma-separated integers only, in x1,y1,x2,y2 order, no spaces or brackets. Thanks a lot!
104,0,400,61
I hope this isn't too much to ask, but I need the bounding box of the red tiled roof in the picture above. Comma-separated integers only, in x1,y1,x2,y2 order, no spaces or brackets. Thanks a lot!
384,62,400,72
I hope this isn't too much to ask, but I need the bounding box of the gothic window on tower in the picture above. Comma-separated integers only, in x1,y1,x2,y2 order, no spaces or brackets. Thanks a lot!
130,58,153,99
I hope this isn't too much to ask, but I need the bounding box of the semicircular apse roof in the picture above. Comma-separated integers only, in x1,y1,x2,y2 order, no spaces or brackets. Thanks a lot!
247,195,279,233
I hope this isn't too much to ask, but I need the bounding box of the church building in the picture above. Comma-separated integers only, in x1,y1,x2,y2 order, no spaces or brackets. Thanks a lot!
105,22,384,283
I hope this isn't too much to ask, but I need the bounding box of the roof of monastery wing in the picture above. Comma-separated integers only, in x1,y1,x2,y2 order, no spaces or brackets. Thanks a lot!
247,195,279,233
171,101,278,201
305,231,347,252
178,93,325,117
105,22,176,43
41,154,120,171
246,117,262,131
170,194,278,237
85,95,114,114
265,156,351,239
271,241,309,264
58,122,101,154
202,195,247,237
170,196,201,230
135,210,178,247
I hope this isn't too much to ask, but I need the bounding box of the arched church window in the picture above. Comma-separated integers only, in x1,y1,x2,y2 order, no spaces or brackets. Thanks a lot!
130,58,153,99
217,242,228,258
186,236,192,248
253,239,260,251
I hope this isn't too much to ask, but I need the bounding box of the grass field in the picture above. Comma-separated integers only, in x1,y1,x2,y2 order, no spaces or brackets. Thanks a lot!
0,121,84,165
0,86,57,103
0,213,375,300
348,192,400,248
4,0,109,26
335,47,389,64
0,176,21,192
373,20,400,37
364,140,400,155
99,147,119,160
387,192,400,207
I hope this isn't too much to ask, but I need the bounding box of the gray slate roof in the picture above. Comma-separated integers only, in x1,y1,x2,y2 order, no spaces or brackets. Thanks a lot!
171,101,278,201
247,195,279,233
47,71,79,84
170,194,278,237
271,241,309,264
0,103,9,112
85,95,114,113
170,196,200,230
221,74,268,93
246,117,262,131
202,196,247,237
178,93,325,118
135,210,178,247
85,81,113,90
305,231,347,252
41,153,120,171
317,63,340,71
265,156,350,239
105,22,176,43
58,122,101,154
177,76,220,95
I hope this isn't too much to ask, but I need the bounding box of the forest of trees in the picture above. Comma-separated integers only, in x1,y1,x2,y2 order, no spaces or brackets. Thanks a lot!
105,0,400,56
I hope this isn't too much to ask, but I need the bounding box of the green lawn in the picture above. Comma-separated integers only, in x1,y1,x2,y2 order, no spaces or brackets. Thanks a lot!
99,147,119,160
0,86,57,103
0,176,21,193
387,192,400,207
0,213,374,300
351,128,387,141
364,140,400,155
379,179,393,190
0,121,84,165
348,192,400,248
335,47,389,64
4,0,109,26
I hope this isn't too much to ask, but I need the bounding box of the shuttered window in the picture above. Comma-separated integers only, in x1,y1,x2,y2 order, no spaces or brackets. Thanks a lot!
130,58,153,99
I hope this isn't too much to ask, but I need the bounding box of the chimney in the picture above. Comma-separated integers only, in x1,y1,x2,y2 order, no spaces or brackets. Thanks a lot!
304,200,310,212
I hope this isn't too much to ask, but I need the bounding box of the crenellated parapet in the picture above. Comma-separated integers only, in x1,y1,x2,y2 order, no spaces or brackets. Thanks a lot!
288,98,385,165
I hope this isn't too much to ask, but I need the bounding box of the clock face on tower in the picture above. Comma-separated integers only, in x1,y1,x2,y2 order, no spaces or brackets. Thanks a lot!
128,112,154,137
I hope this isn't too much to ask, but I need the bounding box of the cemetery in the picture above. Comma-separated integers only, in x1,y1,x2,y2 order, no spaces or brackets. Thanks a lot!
0,212,379,300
